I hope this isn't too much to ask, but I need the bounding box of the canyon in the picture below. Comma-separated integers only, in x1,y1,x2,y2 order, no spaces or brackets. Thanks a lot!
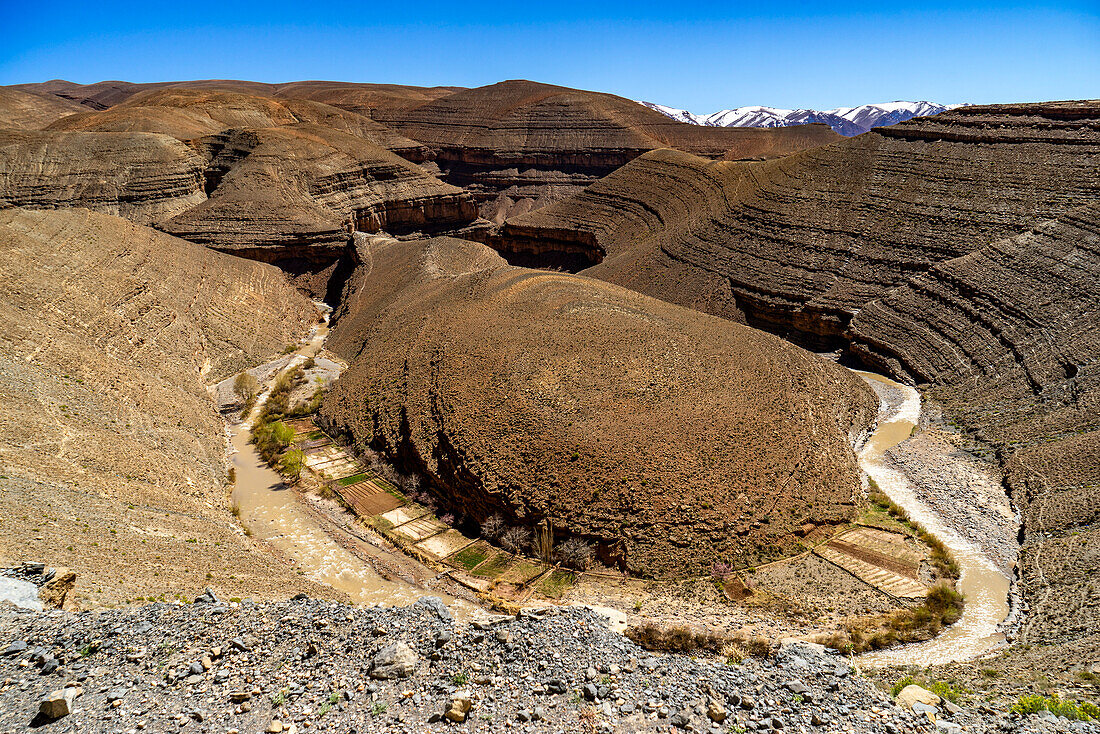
1,77,1098,722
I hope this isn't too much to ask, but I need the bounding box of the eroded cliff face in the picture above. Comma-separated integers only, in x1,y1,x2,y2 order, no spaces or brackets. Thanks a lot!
319,235,876,578
0,207,326,606
0,89,480,296
501,101,1100,347
0,129,207,224
371,80,840,222
157,125,476,271
850,205,1100,648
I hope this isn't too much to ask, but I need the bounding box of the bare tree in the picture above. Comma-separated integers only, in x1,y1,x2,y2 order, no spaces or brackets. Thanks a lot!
480,513,506,540
555,537,593,570
499,526,532,554
233,372,259,402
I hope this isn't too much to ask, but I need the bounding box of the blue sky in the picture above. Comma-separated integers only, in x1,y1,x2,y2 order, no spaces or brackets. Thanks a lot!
1,0,1096,111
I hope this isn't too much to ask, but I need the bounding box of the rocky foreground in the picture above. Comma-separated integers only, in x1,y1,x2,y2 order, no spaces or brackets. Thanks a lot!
0,597,1093,734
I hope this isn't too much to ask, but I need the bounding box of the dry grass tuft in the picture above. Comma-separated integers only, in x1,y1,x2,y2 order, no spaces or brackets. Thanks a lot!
625,622,772,658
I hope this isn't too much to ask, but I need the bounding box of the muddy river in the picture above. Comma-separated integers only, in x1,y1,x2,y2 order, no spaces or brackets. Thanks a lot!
228,313,465,610
854,371,1013,667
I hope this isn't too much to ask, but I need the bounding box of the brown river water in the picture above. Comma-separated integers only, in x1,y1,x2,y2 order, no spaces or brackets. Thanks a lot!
854,371,1013,667
228,315,467,611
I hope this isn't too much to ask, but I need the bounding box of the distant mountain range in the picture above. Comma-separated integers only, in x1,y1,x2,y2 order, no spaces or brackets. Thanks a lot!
639,100,963,136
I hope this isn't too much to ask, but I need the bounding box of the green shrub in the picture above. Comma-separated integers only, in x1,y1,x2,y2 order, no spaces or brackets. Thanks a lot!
891,676,968,703
253,420,295,463
1011,694,1098,721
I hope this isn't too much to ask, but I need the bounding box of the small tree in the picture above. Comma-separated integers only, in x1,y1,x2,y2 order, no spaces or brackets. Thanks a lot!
233,372,259,402
500,526,532,554
279,448,305,482
480,513,505,540
556,537,593,570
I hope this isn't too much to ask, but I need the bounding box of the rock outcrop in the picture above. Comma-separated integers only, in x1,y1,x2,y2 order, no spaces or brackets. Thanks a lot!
371,80,840,222
849,204,1100,648
157,125,476,273
0,129,206,223
319,235,876,578
0,207,325,606
501,101,1100,347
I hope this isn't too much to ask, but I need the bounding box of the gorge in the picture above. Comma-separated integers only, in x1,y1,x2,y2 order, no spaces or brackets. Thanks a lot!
1,76,1098,730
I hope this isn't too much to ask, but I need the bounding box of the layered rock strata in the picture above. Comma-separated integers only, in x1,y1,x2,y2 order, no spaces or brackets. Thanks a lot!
0,129,206,224
0,207,324,606
371,80,840,221
850,205,1100,648
0,89,479,291
319,235,876,578
502,101,1100,346
157,125,476,270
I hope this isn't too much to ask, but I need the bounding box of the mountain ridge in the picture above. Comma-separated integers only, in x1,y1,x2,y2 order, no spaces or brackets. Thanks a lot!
639,99,961,136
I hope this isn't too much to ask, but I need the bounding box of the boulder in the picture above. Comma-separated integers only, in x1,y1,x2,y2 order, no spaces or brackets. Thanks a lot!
895,684,941,711
369,642,417,679
444,691,472,722
39,687,80,719
413,596,453,623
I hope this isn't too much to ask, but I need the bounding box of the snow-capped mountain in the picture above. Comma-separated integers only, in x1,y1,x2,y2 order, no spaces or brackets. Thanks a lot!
639,100,961,136
638,101,706,125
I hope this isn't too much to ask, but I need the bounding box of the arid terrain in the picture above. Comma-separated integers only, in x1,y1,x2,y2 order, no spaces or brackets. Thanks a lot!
0,77,1098,731
0,207,327,607
318,235,876,578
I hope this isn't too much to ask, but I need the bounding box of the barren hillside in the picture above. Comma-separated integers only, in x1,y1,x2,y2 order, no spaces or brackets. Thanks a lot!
319,236,876,578
0,207,327,607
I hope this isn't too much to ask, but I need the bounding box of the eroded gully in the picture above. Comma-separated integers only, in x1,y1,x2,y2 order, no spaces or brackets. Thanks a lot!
853,371,1014,667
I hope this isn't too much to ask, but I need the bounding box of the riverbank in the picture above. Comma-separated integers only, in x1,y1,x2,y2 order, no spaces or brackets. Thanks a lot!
219,310,482,615
854,373,1015,667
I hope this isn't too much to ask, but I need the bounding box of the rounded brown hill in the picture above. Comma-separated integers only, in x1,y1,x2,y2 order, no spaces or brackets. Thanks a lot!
271,81,467,117
0,88,82,130
500,100,1100,346
319,236,876,578
375,79,839,161
46,88,428,155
